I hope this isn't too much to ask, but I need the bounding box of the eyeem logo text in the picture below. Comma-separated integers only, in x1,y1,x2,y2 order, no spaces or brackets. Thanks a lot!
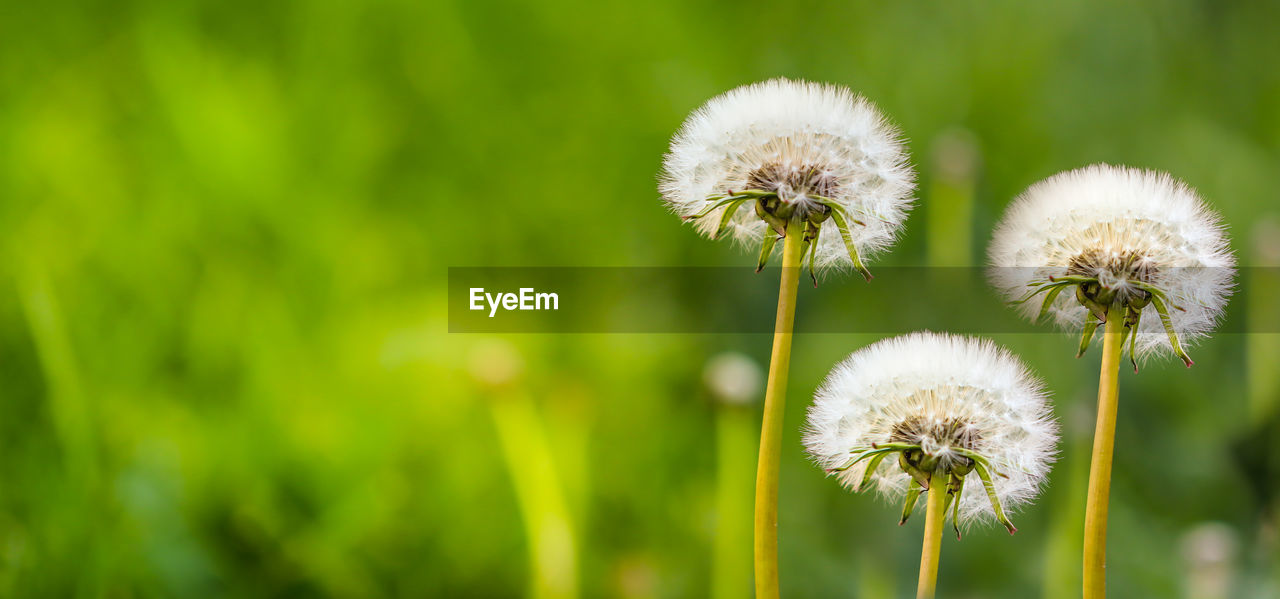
470,288,559,317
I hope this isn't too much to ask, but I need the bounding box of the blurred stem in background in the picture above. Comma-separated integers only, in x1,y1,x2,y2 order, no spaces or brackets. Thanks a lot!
926,129,979,267
1179,523,1239,599
491,396,579,599
916,469,947,599
1247,220,1280,596
16,260,99,486
472,341,578,599
1083,304,1126,598
754,220,804,599
1247,221,1280,425
704,353,763,599
713,402,753,599
856,546,898,599
15,257,109,595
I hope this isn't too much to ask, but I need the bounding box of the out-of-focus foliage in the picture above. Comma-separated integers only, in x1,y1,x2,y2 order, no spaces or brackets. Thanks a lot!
1,0,1278,597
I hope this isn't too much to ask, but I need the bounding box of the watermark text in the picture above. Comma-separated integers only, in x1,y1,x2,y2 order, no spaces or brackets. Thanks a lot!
469,287,559,317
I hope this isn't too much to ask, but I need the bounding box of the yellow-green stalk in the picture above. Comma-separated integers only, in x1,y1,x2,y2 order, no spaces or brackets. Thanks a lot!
916,470,949,599
754,220,804,599
1082,305,1126,598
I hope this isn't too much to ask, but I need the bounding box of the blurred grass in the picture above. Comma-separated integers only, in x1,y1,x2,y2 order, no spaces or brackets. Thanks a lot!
1,0,1279,596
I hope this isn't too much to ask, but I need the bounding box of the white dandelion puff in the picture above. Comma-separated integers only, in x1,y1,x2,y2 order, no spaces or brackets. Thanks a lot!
803,332,1057,533
659,78,915,279
988,164,1235,366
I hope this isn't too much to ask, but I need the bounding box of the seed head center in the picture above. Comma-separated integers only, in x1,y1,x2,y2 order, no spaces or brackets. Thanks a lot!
747,163,839,203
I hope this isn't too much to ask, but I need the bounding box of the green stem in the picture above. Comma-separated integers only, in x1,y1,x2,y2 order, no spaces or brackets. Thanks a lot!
753,219,804,599
916,470,948,599
18,262,98,486
1083,303,1126,598
490,394,579,599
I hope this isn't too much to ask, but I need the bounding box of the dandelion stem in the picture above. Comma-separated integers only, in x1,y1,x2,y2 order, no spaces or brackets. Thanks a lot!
916,469,948,599
753,218,804,599
1083,303,1126,598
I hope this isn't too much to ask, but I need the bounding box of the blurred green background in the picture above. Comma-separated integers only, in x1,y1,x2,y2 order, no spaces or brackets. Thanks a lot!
2,0,1279,597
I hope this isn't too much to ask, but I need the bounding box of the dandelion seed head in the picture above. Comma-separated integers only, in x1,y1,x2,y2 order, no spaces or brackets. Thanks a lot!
659,78,915,271
989,164,1235,359
803,332,1057,526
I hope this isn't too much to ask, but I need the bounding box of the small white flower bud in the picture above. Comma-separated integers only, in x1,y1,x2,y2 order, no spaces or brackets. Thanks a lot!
703,352,763,406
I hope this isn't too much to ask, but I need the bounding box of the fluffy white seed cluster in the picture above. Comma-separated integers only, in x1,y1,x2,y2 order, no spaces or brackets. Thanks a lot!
804,332,1057,526
659,78,915,271
988,164,1235,358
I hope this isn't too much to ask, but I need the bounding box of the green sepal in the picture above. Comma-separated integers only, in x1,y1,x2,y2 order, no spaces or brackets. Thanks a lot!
728,189,780,199
685,195,749,220
1046,275,1101,286
809,194,892,224
949,447,1009,479
1076,285,1109,323
1129,280,1185,312
804,221,820,288
870,442,924,452
1012,279,1076,306
755,227,779,273
711,199,750,240
1149,293,1194,367
949,473,965,540
856,450,891,492
900,478,923,526
1076,315,1100,358
971,460,1017,535
900,452,932,490
755,198,789,237
1036,283,1069,322
797,237,812,285
827,446,898,473
823,203,873,281
1127,307,1142,373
